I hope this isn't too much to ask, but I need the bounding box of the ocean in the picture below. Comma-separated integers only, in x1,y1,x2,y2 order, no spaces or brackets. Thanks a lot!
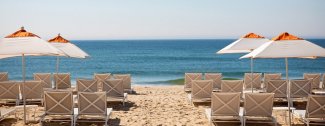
0,39,324,85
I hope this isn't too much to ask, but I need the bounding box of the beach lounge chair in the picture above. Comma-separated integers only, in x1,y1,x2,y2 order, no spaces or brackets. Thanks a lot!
94,73,112,91
40,90,74,126
243,93,277,126
0,72,9,82
0,81,20,105
290,79,312,101
244,73,262,90
102,79,127,106
23,81,43,104
34,73,52,88
266,80,287,102
293,95,325,126
303,73,321,89
76,79,98,92
221,80,244,99
0,107,16,122
184,73,202,92
263,73,282,89
190,80,213,103
205,73,222,91
205,92,242,125
113,74,133,93
54,73,71,89
74,92,112,126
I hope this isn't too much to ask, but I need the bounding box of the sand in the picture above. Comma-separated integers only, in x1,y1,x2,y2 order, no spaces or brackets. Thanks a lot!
0,85,304,126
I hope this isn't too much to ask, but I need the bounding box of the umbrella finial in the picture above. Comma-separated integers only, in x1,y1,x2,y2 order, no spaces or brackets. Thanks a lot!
21,26,25,30
58,33,61,36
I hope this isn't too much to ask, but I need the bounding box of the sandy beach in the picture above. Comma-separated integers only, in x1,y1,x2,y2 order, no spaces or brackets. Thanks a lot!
1,85,305,126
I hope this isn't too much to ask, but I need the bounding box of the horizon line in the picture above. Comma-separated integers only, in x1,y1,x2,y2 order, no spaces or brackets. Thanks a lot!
69,37,325,41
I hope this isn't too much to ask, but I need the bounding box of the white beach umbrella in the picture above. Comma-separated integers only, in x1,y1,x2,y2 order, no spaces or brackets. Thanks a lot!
48,34,89,74
0,27,65,124
241,32,325,125
217,33,270,92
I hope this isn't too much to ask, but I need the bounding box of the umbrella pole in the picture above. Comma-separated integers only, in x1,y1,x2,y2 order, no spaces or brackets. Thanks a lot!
285,58,292,126
251,57,254,93
56,56,59,73
56,56,59,89
22,54,27,124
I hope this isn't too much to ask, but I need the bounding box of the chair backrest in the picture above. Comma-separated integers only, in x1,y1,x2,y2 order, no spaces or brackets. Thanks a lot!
0,81,19,100
77,79,98,92
290,79,311,98
0,72,9,82
244,93,274,117
221,80,243,93
184,73,202,89
244,73,262,89
78,92,107,115
113,74,131,90
211,92,241,116
305,95,325,118
303,73,321,89
44,91,73,115
191,80,213,100
34,73,52,88
266,80,287,98
94,73,112,82
205,73,222,89
94,73,112,90
264,73,282,87
102,79,124,97
54,73,71,89
23,81,43,100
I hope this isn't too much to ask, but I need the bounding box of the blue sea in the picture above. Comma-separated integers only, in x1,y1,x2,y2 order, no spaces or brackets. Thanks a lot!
0,39,324,85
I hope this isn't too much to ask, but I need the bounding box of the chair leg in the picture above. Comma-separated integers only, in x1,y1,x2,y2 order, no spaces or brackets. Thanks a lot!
273,117,277,126
105,117,108,126
239,117,243,126
243,117,246,126
71,116,74,126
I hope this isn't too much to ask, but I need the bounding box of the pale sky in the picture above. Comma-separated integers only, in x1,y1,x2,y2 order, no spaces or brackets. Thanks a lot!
0,0,324,40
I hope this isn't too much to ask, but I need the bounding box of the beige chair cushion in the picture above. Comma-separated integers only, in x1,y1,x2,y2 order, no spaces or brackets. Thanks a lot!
184,73,202,90
244,93,274,117
290,79,312,98
266,80,287,98
77,79,98,92
244,73,262,89
44,91,73,115
0,72,9,82
0,81,19,100
304,73,321,89
191,80,213,102
113,74,131,90
34,73,52,88
306,95,325,118
54,73,71,89
205,73,222,90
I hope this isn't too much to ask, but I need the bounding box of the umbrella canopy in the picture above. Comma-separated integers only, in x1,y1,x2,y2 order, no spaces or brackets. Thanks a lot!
0,27,64,59
217,33,270,54
0,27,65,124
48,34,89,58
217,33,270,93
241,32,325,58
240,32,325,126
